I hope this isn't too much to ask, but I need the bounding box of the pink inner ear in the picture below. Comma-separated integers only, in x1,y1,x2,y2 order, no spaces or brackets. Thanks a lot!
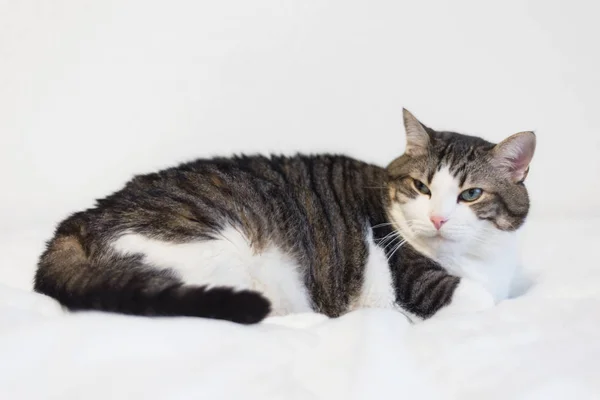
509,153,530,176
505,148,533,181
495,132,535,182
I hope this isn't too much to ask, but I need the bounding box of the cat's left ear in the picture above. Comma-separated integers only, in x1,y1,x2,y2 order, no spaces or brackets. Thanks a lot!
492,131,536,183
403,108,430,156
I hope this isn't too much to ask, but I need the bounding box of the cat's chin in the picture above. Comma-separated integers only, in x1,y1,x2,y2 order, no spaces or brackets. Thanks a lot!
412,233,465,257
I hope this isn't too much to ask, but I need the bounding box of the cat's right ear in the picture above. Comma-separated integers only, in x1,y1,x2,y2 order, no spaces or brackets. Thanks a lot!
403,108,430,156
491,131,536,183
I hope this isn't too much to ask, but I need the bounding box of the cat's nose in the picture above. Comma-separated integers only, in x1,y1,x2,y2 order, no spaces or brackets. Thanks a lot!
430,216,448,230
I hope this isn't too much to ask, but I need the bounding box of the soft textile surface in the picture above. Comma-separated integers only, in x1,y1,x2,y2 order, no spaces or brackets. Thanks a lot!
0,218,598,399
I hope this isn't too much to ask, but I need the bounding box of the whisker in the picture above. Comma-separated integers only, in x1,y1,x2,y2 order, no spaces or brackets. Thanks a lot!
376,229,397,242
387,239,407,262
383,234,402,251
371,222,394,229
378,231,401,249
376,232,397,247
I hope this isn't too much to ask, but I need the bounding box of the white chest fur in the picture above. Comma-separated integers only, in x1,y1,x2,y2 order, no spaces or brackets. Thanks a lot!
435,232,520,301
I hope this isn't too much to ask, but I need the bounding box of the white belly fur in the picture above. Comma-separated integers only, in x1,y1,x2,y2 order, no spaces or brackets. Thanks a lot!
112,225,313,316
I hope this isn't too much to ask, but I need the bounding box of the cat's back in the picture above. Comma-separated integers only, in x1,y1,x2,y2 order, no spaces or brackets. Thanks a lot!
115,153,384,199
178,153,381,183
89,153,386,240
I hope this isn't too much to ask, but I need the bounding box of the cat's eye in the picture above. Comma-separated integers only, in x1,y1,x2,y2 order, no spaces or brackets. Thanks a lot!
459,188,483,202
412,179,431,196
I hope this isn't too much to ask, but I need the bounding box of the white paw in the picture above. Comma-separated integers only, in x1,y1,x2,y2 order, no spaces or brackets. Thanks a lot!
434,278,495,318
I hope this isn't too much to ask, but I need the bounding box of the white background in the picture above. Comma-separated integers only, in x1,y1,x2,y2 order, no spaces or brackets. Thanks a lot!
2,0,599,231
2,4,600,397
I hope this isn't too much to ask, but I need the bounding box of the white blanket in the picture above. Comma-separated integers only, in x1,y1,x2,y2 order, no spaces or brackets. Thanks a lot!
0,218,598,400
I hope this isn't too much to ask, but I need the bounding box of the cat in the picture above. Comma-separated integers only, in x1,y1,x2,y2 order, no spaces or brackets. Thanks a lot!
34,109,535,324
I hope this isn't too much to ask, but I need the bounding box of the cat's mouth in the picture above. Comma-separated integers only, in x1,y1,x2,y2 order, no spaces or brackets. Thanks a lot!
421,230,460,243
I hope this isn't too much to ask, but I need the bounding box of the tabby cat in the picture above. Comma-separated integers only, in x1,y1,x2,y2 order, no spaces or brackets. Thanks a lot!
34,110,535,324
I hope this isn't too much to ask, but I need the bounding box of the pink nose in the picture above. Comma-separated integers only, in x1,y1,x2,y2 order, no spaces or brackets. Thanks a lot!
430,216,448,230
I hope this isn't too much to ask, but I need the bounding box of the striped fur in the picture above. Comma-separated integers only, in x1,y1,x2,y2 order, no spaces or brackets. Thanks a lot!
34,110,535,323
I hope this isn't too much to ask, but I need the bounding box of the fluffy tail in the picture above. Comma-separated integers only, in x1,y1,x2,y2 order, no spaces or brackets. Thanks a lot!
34,216,271,324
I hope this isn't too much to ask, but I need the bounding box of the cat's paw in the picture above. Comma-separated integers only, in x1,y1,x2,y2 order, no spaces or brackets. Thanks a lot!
434,278,495,319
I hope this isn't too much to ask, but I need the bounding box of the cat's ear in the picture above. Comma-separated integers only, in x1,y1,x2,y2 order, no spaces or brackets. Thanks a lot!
403,108,430,156
492,131,536,183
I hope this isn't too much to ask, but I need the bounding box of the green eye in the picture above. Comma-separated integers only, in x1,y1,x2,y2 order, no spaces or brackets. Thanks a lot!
459,188,483,202
413,179,431,196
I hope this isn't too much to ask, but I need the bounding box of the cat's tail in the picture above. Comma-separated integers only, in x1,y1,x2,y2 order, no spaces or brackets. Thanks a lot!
33,215,271,324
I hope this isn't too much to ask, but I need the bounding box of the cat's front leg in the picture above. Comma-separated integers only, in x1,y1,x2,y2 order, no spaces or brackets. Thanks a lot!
393,246,497,320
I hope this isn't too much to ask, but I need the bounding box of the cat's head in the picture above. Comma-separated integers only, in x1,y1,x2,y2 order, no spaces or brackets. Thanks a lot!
386,109,535,256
